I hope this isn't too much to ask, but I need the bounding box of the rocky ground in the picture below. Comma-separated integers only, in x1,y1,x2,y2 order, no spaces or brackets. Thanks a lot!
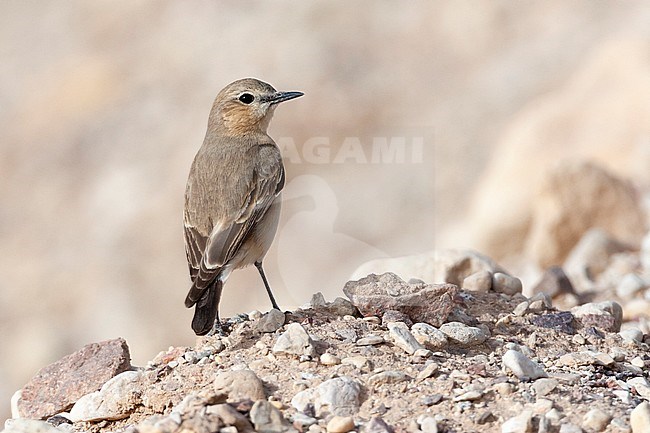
5,233,650,433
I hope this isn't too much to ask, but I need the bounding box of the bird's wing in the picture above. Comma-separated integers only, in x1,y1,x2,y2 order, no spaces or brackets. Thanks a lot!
184,143,284,307
184,223,206,282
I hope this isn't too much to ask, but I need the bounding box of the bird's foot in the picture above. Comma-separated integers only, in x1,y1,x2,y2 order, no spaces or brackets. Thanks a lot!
207,320,228,337
229,313,249,324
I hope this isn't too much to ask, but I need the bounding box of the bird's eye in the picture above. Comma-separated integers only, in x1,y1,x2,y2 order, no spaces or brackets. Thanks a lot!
238,93,254,104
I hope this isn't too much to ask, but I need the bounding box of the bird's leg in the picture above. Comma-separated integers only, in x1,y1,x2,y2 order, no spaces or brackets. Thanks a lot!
255,261,280,310
208,314,227,336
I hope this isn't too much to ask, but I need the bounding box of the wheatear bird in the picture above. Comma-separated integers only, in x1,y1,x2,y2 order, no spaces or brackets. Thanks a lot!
183,78,303,335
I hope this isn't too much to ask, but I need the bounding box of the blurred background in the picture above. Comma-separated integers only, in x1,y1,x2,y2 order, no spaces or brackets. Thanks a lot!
1,1,650,420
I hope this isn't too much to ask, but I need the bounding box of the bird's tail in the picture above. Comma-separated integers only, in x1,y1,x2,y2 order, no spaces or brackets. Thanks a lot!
191,279,223,336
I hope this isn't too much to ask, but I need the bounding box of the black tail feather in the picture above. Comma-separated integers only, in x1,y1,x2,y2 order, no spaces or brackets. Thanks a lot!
191,279,223,336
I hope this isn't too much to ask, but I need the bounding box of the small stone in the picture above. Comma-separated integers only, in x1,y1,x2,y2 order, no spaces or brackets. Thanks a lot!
558,351,613,367
631,402,650,433
493,382,515,395
505,343,534,358
453,390,483,402
310,292,327,308
449,369,471,381
326,297,359,317
533,399,554,414
530,312,575,334
422,394,443,406
41,417,74,428
529,292,553,310
248,310,263,320
620,328,644,343
356,335,385,346
17,338,131,419
439,322,487,346
501,410,533,433
387,322,424,355
341,356,371,371
513,301,529,316
609,419,628,432
628,377,650,400
532,266,575,298
255,340,268,350
631,356,645,368
419,416,439,433
206,404,253,431
580,316,618,333
546,408,563,424
616,273,647,299
493,273,523,295
320,353,341,366
293,412,318,429
416,363,439,381
69,370,143,422
609,348,626,362
368,371,409,386
536,413,550,431
411,323,448,349
273,323,317,357
572,334,586,345
532,378,558,397
594,352,615,366
213,369,265,401
571,301,623,332
463,270,492,292
413,349,432,360
170,391,227,419
362,316,381,325
343,273,458,326
381,310,413,327
362,417,394,433
335,328,358,343
613,390,631,403
136,411,182,433
2,419,67,433
477,411,496,425
290,388,315,413
182,351,198,364
250,400,296,432
582,408,611,432
316,377,362,417
528,294,552,312
562,354,588,371
327,416,355,433
558,424,582,433
256,309,286,333
502,350,547,380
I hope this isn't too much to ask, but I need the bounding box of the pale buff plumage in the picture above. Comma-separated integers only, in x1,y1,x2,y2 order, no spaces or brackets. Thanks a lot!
183,78,303,335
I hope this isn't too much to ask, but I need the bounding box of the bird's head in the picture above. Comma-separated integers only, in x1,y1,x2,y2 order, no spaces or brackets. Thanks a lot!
208,78,303,137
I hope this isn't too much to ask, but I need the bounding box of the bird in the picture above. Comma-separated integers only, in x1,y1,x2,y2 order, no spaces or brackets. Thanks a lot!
183,78,303,336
